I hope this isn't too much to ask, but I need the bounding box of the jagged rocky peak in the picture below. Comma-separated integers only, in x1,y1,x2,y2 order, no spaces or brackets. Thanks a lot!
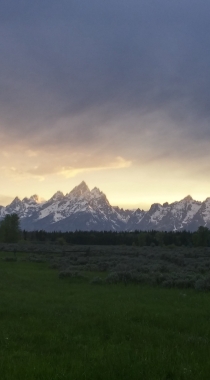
22,197,29,202
183,195,193,202
134,208,143,214
114,206,125,212
50,191,64,201
91,187,104,198
163,202,169,207
9,196,22,206
149,203,162,212
29,194,40,203
69,181,90,197
91,187,110,206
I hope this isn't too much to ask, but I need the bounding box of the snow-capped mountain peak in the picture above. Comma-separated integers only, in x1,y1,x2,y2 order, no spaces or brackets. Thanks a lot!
10,196,21,204
91,187,102,197
50,191,64,201
68,181,90,197
183,195,193,202
29,194,40,203
1,183,210,232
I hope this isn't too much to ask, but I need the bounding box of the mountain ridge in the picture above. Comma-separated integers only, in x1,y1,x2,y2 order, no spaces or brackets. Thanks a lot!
0,181,209,232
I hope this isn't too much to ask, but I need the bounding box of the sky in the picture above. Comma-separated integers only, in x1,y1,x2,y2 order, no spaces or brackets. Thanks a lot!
1,0,210,210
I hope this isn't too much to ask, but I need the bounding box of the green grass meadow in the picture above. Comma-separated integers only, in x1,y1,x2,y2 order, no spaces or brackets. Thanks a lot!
1,252,210,379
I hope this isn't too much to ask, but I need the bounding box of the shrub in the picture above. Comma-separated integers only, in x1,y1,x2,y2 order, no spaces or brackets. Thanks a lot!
162,279,174,288
49,262,60,269
118,271,133,284
90,277,104,285
115,263,128,272
56,237,66,245
194,276,210,291
66,267,77,275
77,258,88,265
4,257,17,262
98,262,109,272
85,264,99,272
105,272,120,284
173,279,194,289
59,270,87,279
29,257,46,263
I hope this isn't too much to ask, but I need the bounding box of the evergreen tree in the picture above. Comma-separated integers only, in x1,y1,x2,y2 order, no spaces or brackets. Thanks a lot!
0,214,21,243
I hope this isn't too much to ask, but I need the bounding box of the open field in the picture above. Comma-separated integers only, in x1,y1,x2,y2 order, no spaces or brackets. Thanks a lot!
1,247,210,379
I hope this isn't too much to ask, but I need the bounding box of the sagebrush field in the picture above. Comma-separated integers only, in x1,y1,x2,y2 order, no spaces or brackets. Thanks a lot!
1,246,210,379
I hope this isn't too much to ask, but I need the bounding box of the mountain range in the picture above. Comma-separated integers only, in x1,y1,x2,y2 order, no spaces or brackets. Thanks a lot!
1,181,210,232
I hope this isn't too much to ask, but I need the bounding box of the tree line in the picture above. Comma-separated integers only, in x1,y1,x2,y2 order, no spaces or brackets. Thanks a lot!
0,214,210,246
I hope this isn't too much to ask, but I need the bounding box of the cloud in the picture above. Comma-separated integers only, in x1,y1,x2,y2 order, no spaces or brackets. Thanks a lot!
0,0,210,176
59,156,131,178
0,143,131,181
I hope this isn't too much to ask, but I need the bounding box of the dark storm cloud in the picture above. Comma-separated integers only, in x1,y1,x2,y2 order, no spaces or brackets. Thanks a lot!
0,0,210,149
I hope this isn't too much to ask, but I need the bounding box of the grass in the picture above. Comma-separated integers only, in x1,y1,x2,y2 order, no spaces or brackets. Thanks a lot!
1,252,210,379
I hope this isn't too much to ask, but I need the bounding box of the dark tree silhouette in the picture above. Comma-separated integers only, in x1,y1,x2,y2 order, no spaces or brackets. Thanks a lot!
0,214,21,243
